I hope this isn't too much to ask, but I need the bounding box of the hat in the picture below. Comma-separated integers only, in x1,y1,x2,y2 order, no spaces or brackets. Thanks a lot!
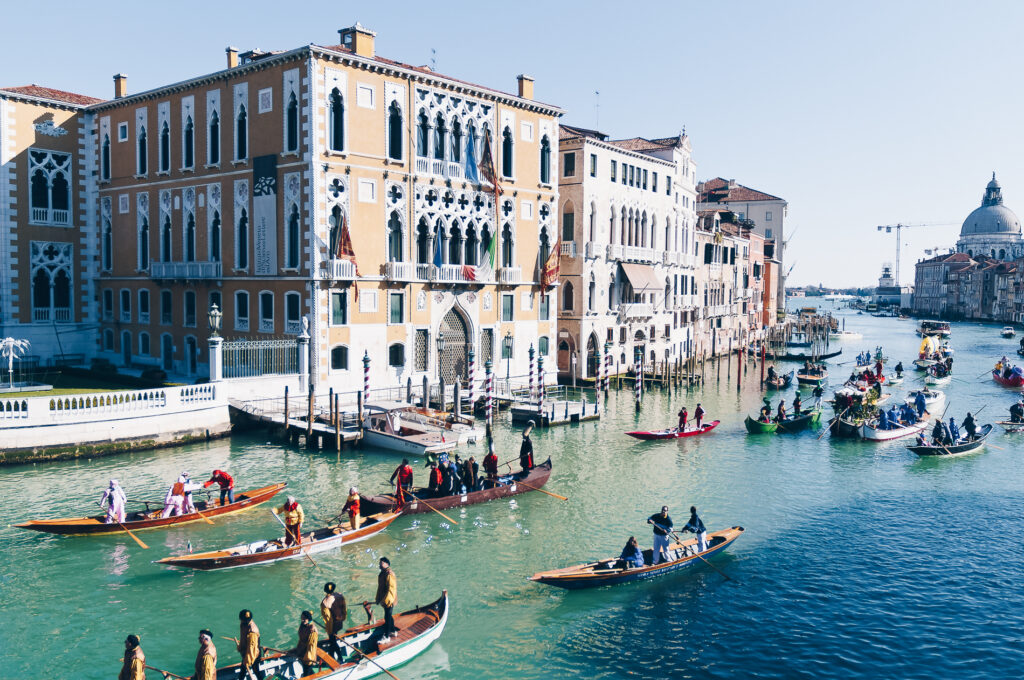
349,487,358,495
199,629,212,640
125,634,140,648
324,582,336,593
238,609,252,621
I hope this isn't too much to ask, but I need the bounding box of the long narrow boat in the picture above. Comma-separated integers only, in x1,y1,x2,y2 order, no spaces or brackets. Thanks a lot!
207,592,448,679
992,369,1024,388
924,372,951,386
529,527,744,589
155,512,400,571
913,358,938,370
16,483,286,536
744,415,778,434
359,458,552,516
625,420,720,440
908,424,993,456
777,408,822,432
765,349,843,362
796,370,828,387
859,413,931,442
996,420,1024,432
830,416,865,438
764,371,793,390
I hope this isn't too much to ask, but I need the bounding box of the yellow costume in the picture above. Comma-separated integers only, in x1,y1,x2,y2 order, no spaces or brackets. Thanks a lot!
118,646,146,680
294,622,318,666
238,619,260,668
194,641,217,680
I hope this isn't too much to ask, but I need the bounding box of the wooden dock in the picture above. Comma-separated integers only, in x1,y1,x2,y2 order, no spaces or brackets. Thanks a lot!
229,391,362,451
510,399,601,426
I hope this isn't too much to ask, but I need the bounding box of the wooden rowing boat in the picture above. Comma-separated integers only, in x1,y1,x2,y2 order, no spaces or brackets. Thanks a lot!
529,527,744,589
206,592,448,679
359,458,552,516
155,512,400,570
625,420,720,440
796,370,828,387
744,415,778,433
913,358,937,370
16,483,286,536
859,413,931,442
996,420,1024,432
829,416,864,438
908,424,993,456
924,372,951,386
777,408,822,432
992,369,1024,388
764,371,793,390
904,390,944,410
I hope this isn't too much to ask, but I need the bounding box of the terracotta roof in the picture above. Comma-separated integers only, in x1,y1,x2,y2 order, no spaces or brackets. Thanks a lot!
559,124,607,141
0,84,103,106
607,136,675,152
698,177,783,203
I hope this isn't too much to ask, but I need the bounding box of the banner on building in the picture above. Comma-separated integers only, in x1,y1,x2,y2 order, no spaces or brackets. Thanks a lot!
253,155,278,275
542,240,560,288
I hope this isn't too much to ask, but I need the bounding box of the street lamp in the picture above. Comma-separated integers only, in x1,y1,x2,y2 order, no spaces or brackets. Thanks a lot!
504,330,512,381
208,303,222,337
437,330,445,381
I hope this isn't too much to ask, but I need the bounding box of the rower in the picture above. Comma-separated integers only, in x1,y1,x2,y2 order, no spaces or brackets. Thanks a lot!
766,365,777,382
694,403,705,430
342,487,361,531
895,361,904,377
194,629,217,680
888,404,901,426
680,506,707,553
962,412,977,441
321,582,348,646
375,557,399,641
647,506,674,565
273,496,304,546
775,401,787,423
426,462,443,496
100,479,127,524
677,406,688,432
812,384,824,409
619,536,645,569
203,469,235,506
519,422,535,473
914,391,928,418
948,417,961,443
288,611,318,676
482,451,499,489
932,419,945,445
792,394,802,415
119,634,145,680
160,472,189,518
237,609,262,680
462,455,479,491
875,360,883,379
389,459,413,500
1010,399,1024,423
876,407,890,430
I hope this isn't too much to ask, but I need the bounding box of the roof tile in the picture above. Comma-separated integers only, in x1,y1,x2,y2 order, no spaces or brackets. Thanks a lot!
1,84,103,106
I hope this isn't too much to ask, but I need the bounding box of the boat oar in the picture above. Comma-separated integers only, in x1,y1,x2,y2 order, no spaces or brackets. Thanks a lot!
403,489,458,525
511,478,568,501
193,504,215,526
94,501,149,550
818,407,849,440
269,510,319,569
667,529,736,583
143,664,187,680
314,618,404,680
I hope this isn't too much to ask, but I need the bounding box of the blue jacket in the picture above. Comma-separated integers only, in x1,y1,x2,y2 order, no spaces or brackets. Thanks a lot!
619,545,645,568
914,392,927,412
682,513,706,534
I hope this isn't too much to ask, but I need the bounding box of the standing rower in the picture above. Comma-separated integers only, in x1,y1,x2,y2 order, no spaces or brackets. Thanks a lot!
646,506,674,565
237,609,261,680
677,406,688,432
321,582,348,647
482,450,499,488
273,497,305,546
194,630,217,680
680,506,708,552
519,422,535,472
203,469,235,506
389,459,413,502
288,611,318,676
375,557,399,641
100,479,127,524
160,474,188,518
341,487,361,531
693,403,705,431
118,634,145,680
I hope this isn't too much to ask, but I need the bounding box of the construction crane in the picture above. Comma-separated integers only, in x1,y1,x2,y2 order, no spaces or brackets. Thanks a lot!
876,222,957,286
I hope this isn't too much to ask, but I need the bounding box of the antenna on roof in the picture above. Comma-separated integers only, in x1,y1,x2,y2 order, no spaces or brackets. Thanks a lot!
431,48,437,71
595,91,600,130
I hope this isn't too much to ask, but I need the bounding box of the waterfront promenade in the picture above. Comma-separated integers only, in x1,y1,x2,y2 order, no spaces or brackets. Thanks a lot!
2,302,1023,678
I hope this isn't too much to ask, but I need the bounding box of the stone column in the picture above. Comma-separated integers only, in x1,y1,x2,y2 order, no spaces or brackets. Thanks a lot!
208,335,223,382
297,328,310,390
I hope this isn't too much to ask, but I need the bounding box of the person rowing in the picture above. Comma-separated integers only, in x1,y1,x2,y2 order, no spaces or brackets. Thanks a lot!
694,403,705,430
679,506,707,553
273,496,304,546
100,479,127,524
962,412,977,441
1010,399,1024,423
647,506,674,565
237,609,262,680
287,611,318,676
118,634,145,680
895,361,904,378
677,406,688,432
321,582,348,649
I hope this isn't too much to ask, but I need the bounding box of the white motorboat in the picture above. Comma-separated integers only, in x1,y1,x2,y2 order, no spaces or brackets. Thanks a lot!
860,412,932,441
829,330,863,341
1002,326,1016,338
904,389,945,410
361,401,481,456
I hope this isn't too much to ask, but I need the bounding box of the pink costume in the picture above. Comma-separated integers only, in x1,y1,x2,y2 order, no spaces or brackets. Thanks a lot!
99,480,127,523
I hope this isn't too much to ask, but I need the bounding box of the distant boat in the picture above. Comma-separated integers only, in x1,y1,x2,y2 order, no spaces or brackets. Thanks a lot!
992,369,1024,388
829,330,862,341
917,320,951,337
907,424,993,457
1002,326,1016,338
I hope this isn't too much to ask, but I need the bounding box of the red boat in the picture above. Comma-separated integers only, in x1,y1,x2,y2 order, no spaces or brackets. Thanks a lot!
625,420,720,440
992,369,1024,388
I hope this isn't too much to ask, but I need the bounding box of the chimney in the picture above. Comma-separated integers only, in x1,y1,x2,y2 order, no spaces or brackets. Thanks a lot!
517,74,534,100
226,46,239,69
113,74,127,99
338,23,376,58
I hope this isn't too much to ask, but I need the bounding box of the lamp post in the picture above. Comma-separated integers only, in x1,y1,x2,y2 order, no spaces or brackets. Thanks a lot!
437,331,445,381
207,304,223,382
207,303,222,337
504,330,512,382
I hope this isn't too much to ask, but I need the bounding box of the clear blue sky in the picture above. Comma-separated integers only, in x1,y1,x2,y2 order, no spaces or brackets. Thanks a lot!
6,0,1022,287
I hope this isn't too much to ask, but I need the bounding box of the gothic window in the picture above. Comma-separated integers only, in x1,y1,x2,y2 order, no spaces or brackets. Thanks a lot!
417,110,429,157
387,211,403,262
479,225,492,267
102,216,112,271
621,208,627,245
449,222,463,264
562,281,574,311
285,93,299,152
1000,249,1006,259
161,216,172,262
137,127,148,174
32,269,51,317
28,150,71,225
588,277,596,311
139,332,150,355
539,135,551,184
329,89,344,152
640,213,648,247
329,206,344,257
31,169,48,211
451,119,462,163
183,116,194,168
101,134,111,180
209,211,221,262
286,205,300,269
467,121,478,162
465,224,478,266
501,126,514,178
185,213,196,262
387,102,403,160
208,112,219,164
416,218,431,263
562,203,575,242
51,172,69,214
236,209,249,269
609,209,616,245
159,122,170,172
433,113,446,161
236,105,248,160
139,218,150,270
161,290,173,324
435,224,448,264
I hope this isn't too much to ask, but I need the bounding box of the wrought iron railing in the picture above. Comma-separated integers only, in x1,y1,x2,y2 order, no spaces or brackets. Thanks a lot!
223,338,298,378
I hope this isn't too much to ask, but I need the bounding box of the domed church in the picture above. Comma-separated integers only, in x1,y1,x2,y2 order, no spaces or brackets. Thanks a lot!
956,173,1023,260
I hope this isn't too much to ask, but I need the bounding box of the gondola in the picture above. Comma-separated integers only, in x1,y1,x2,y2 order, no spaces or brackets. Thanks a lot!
776,407,822,432
830,416,864,438
155,511,400,571
528,527,744,589
859,413,931,442
202,592,448,679
16,483,287,536
907,424,993,456
765,349,843,362
625,420,720,440
992,369,1024,388
996,420,1024,432
359,458,552,516
764,370,793,390
744,415,778,434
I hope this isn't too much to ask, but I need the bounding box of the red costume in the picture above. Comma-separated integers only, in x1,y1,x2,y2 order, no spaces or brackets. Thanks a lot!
203,470,234,490
483,453,499,477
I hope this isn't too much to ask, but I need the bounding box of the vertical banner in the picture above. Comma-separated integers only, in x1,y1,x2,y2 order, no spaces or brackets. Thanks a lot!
252,154,278,275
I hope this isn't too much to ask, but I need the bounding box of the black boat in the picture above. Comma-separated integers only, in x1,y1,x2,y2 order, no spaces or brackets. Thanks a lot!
765,349,843,362
907,424,993,457
764,370,793,390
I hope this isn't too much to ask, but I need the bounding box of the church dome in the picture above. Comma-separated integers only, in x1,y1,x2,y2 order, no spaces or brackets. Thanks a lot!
960,173,1022,237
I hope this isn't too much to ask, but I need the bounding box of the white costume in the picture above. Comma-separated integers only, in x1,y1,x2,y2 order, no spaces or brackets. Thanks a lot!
161,472,196,518
99,480,127,523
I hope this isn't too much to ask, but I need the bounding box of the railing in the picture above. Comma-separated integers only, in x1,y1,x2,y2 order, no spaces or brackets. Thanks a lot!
607,244,623,260
235,318,250,332
414,156,464,181
33,309,49,323
438,264,470,283
285,320,303,335
120,311,131,323
498,267,522,285
258,318,274,333
619,303,653,318
161,312,172,325
385,261,417,281
151,261,222,279
585,242,601,259
140,312,150,324
416,263,435,280
560,242,577,258
622,246,656,263
327,258,357,280
223,338,298,378
30,207,70,226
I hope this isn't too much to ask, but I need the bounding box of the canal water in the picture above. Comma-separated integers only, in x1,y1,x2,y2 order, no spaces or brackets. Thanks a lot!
3,300,1024,679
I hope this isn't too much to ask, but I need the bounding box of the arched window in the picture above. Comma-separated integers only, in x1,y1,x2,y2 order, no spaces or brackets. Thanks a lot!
620,207,627,245
434,224,448,264
328,205,343,257
467,121,478,162
562,281,574,311
609,280,616,308
207,113,219,165
433,113,446,161
101,134,111,180
539,135,551,184
161,216,172,262
451,119,462,162
416,218,431,264
331,345,349,370
465,223,478,266
501,223,514,267
387,211,403,262
209,211,221,262
30,170,48,211
32,269,51,315
588,277,596,311
608,208,616,245
185,213,196,262
501,127,514,178
137,127,148,174
103,329,114,352
449,222,463,265
1000,249,1006,259
479,224,492,267
286,93,299,152
51,172,69,213
640,213,648,247
139,332,151,356
329,89,344,152
286,205,300,269
159,122,170,172
236,105,248,159
139,218,150,270
387,102,403,160
183,116,194,168
236,209,249,269
102,216,112,270
417,111,429,157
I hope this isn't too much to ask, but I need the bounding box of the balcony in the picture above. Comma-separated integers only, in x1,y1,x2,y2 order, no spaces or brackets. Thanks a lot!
31,207,70,226
259,317,274,333
140,312,150,324
285,320,303,334
497,266,522,285
120,311,131,323
584,242,601,259
385,261,417,281
416,263,435,280
606,244,656,263
151,261,222,279
414,157,465,181
560,242,577,258
437,264,471,284
619,303,653,319
326,258,357,281
34,307,72,323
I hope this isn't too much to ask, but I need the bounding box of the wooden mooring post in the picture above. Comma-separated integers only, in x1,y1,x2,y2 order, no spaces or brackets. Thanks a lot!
334,393,341,452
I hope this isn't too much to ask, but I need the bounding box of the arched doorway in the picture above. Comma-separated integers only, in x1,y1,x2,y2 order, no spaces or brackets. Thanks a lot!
557,333,575,373
586,333,600,378
161,334,174,371
439,307,470,384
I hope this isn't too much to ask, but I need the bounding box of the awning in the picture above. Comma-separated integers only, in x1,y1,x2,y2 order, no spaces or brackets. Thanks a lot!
620,263,663,293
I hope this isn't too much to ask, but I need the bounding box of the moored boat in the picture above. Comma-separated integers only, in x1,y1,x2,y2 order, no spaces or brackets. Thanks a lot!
992,369,1024,388
155,511,400,571
626,421,720,440
16,483,287,536
908,424,993,456
361,401,470,456
829,330,862,341
859,413,931,441
528,527,744,589
764,370,794,390
744,415,778,434
360,458,552,515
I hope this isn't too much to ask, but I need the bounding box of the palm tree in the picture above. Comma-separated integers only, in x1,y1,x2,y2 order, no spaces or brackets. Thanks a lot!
0,338,30,388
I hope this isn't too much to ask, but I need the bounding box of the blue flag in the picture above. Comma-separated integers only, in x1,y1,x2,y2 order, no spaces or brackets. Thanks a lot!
465,132,479,183
432,227,443,268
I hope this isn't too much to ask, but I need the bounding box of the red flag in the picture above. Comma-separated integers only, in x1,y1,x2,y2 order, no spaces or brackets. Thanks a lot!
542,240,560,288
333,213,360,301
478,129,502,198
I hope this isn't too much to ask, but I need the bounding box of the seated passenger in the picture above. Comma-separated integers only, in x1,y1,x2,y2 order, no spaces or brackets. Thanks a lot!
619,536,645,569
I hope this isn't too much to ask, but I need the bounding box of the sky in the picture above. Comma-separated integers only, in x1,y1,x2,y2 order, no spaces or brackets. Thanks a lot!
5,0,1023,288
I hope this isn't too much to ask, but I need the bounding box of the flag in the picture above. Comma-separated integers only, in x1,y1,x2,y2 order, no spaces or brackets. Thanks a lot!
464,131,479,184
334,213,360,300
478,129,501,196
432,227,443,269
542,240,560,288
463,230,496,282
